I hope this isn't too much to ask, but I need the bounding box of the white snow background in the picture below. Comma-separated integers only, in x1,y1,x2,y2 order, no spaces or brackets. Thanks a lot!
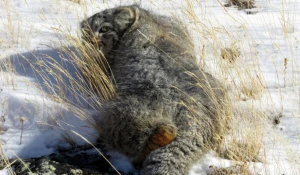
0,0,300,174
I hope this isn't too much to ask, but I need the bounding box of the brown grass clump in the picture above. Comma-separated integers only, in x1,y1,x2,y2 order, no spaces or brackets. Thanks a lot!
70,0,81,3
75,42,116,101
217,100,265,163
222,139,262,162
225,0,256,9
221,47,240,63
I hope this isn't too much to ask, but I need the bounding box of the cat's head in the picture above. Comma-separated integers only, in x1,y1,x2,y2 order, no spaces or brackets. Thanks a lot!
81,6,139,55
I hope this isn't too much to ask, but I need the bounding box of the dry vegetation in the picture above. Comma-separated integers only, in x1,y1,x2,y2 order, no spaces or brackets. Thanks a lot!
225,0,256,9
0,0,299,174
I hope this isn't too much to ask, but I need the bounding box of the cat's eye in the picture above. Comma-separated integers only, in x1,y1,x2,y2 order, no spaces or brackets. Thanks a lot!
99,26,111,33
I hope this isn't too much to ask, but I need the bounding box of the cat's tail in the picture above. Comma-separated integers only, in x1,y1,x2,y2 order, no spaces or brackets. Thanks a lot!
132,123,177,169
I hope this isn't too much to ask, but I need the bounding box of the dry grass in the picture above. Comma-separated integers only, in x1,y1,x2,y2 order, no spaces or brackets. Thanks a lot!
221,47,240,63
183,0,276,173
225,0,256,9
0,0,299,174
0,144,16,174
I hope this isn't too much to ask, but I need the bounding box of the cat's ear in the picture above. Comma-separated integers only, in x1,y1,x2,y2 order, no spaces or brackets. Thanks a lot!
114,7,139,31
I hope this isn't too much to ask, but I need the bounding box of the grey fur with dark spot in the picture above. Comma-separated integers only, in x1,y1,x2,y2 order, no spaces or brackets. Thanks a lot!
81,5,230,175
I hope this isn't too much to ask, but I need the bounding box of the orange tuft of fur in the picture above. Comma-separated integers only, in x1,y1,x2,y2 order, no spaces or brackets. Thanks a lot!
132,125,177,169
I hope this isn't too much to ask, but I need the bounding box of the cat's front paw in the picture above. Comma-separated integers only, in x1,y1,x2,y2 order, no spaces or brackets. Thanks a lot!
140,154,182,175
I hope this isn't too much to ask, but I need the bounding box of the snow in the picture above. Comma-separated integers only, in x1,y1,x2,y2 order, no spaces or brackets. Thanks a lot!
0,169,8,175
0,0,300,174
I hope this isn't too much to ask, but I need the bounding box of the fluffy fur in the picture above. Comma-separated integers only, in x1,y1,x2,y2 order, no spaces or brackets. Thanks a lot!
81,5,230,175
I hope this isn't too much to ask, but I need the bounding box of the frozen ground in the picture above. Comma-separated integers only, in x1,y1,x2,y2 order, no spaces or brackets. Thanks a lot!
0,0,300,174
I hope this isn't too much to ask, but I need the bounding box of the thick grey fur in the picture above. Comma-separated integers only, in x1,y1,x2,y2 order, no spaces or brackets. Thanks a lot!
81,5,230,175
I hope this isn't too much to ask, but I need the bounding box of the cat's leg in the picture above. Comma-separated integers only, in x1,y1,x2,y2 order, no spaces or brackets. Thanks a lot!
140,134,205,175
